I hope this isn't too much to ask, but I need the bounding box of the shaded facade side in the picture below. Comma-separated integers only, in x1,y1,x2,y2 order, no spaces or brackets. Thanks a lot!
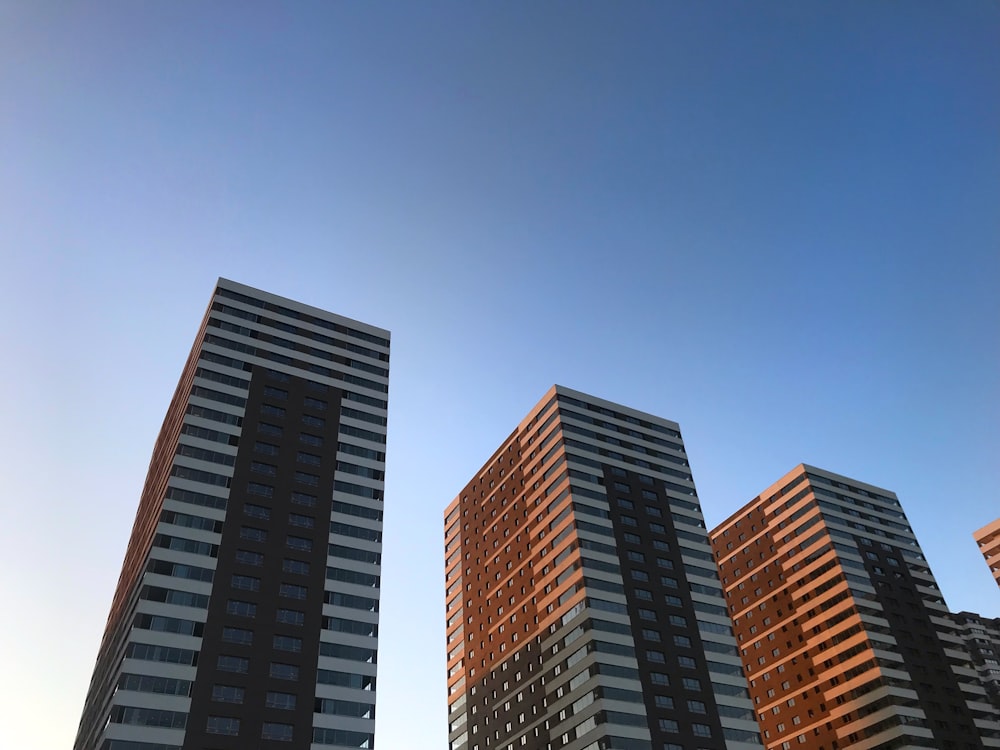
709,465,1000,750
445,386,761,750
74,278,389,750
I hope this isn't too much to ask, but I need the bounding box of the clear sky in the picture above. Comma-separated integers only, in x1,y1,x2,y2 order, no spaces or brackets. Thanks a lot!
1,3,998,749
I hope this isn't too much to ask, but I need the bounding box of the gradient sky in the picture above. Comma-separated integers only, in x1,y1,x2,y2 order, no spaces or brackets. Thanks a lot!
1,3,998,749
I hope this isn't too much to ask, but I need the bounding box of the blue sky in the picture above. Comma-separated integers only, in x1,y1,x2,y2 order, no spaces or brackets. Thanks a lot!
1,3,998,749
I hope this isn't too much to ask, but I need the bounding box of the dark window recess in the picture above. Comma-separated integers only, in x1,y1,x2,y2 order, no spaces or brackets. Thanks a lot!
244,503,271,519
250,461,276,476
279,583,308,600
240,526,268,542
247,482,273,498
295,471,320,486
235,549,264,566
289,513,315,529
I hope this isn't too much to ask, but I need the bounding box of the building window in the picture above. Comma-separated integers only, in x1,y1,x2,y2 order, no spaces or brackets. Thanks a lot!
291,492,317,507
687,700,707,714
247,482,274,498
286,536,313,552
273,635,303,653
231,575,260,592
261,722,294,741
276,609,305,626
206,716,240,736
244,503,271,519
282,559,310,575
289,513,315,528
265,692,298,710
216,655,249,674
658,719,679,733
250,461,277,476
240,526,267,542
221,627,253,645
295,471,320,486
254,441,280,455
279,583,308,600
211,685,245,703
235,549,264,566
226,600,257,618
270,663,300,681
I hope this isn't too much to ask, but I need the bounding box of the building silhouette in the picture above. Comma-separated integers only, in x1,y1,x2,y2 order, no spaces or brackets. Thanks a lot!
444,386,761,750
74,279,388,750
709,465,1000,750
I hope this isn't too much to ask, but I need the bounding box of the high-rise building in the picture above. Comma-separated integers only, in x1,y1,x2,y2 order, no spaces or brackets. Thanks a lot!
709,464,1000,750
444,386,761,750
74,279,389,750
974,518,1000,591
951,611,1000,715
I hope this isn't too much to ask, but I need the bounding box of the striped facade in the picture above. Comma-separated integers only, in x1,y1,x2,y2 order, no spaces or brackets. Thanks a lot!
951,611,1000,716
74,279,388,750
974,519,1000,591
444,386,761,750
709,465,1000,750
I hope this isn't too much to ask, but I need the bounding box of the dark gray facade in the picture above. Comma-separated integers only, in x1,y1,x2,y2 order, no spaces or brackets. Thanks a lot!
444,387,761,750
74,279,388,750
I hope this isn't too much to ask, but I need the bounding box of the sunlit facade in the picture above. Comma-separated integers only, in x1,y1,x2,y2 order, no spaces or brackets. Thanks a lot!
710,465,1000,750
74,279,388,750
444,386,761,750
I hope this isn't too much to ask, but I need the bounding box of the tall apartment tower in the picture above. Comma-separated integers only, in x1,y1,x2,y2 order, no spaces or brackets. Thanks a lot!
74,279,389,750
974,518,1000,591
708,465,1000,750
951,611,1000,715
444,386,762,750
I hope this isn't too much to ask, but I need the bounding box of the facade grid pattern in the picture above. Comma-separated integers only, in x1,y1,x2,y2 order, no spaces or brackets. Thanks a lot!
74,279,389,750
